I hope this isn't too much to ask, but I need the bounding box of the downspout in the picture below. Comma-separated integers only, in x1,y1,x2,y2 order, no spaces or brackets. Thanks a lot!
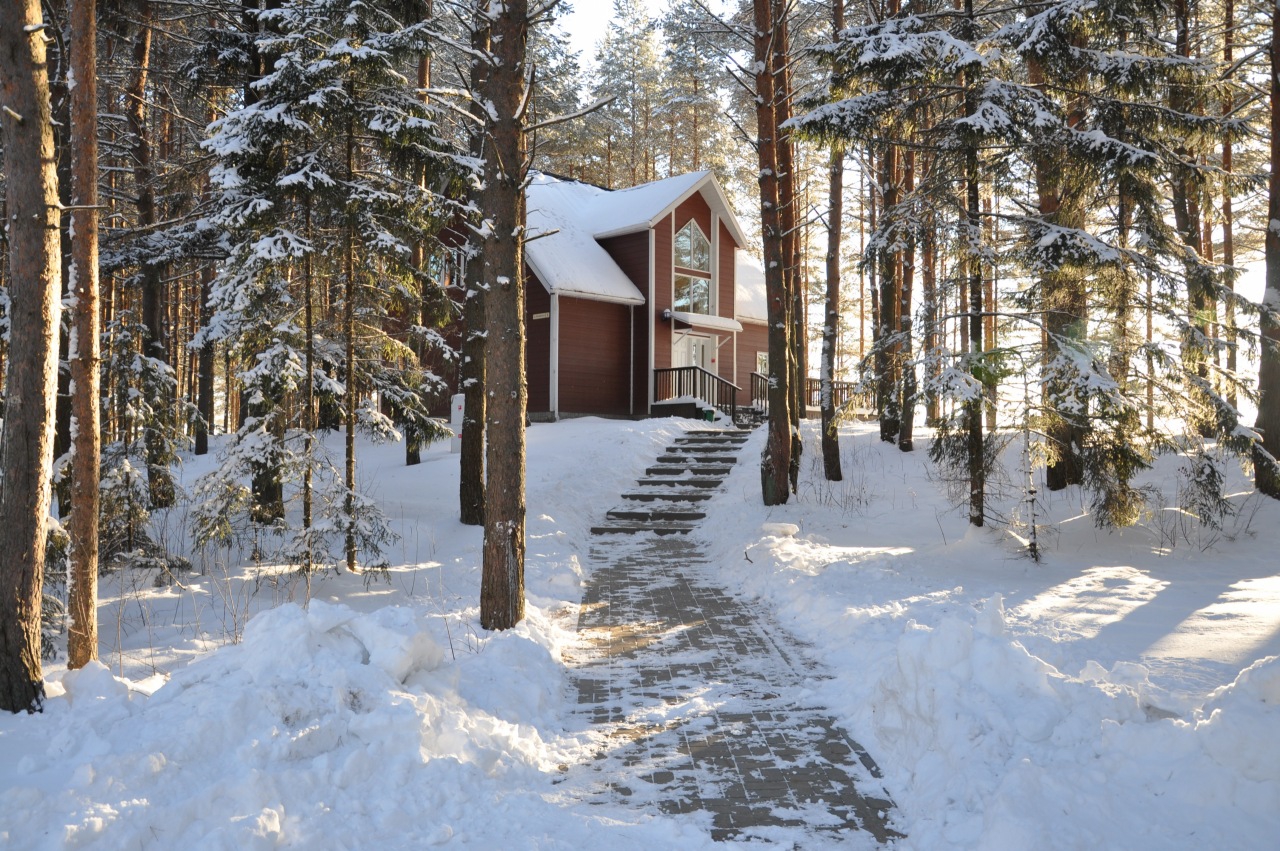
629,304,635,416
550,291,560,420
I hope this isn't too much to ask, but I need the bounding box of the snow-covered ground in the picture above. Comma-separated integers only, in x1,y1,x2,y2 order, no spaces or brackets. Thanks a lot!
2,417,1277,849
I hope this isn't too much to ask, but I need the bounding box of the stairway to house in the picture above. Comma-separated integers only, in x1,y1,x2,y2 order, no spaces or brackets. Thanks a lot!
589,429,749,536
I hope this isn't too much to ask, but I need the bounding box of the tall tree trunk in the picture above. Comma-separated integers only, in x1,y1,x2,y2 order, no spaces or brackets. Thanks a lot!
127,3,174,508
459,12,490,527
67,0,102,670
1254,8,1280,498
822,148,844,480
1223,0,1238,410
876,142,900,443
821,0,845,482
477,0,529,630
963,0,984,527
898,147,917,451
344,121,358,574
774,3,802,491
1171,0,1215,439
0,0,62,711
754,0,791,505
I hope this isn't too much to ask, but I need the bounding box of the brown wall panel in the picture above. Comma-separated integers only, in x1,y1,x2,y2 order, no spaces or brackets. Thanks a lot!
558,296,631,416
600,230,650,416
526,273,552,414
736,321,769,406
654,214,673,372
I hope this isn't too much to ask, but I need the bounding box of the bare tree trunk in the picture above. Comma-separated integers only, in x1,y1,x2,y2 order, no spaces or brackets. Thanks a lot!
1223,0,1238,410
460,12,490,527
754,0,791,505
774,3,802,492
0,0,63,711
821,143,844,481
821,2,847,482
898,147,917,452
963,0,984,527
126,2,174,508
876,142,900,443
477,0,529,630
344,122,358,574
1254,8,1280,498
67,0,102,670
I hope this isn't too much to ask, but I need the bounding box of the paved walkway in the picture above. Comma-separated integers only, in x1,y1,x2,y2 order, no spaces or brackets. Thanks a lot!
565,431,899,845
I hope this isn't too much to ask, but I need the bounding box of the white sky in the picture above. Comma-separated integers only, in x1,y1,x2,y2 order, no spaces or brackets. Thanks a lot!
560,1,667,61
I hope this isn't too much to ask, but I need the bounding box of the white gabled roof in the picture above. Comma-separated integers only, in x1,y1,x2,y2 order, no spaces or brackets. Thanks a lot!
734,250,768,324
524,171,753,305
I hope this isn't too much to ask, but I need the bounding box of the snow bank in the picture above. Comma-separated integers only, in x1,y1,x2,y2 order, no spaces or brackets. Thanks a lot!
702,422,1280,849
2,601,585,850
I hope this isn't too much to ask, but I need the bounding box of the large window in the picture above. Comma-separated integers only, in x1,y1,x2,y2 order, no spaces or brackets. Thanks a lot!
673,220,712,314
675,220,711,272
674,273,712,314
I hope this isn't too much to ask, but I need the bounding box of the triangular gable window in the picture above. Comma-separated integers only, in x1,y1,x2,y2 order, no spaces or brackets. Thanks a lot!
674,220,711,273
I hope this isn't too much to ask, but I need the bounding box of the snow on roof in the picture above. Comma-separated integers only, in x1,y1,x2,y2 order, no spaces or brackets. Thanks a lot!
525,177,646,305
524,171,751,305
735,250,768,323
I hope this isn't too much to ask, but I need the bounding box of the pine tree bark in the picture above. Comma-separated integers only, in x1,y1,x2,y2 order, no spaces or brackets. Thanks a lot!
477,0,529,631
127,2,174,508
876,141,900,443
773,3,802,492
0,0,63,711
821,143,844,481
898,147,917,452
67,0,102,670
1223,0,1238,410
824,0,844,478
963,0,984,527
459,12,490,527
754,0,791,506
1254,8,1280,498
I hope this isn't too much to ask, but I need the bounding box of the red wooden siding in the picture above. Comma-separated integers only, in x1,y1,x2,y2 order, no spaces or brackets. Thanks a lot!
736,320,769,406
654,214,673,372
526,272,552,415
599,231,651,416
558,296,632,416
674,194,713,252
719,220,736,328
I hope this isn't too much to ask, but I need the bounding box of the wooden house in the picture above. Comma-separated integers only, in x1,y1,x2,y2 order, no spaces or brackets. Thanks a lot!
522,170,768,421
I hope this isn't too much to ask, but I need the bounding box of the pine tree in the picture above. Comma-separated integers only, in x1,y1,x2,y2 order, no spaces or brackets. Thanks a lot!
588,0,662,187
194,0,456,571
67,0,103,670
1254,5,1280,498
475,0,531,631
0,0,63,712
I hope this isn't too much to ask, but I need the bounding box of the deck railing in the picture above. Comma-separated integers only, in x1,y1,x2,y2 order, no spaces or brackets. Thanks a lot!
750,372,770,415
654,366,739,421
748,375,868,419
805,377,866,411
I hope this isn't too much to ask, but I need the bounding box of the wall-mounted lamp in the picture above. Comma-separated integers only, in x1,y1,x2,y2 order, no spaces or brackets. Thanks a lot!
662,308,672,321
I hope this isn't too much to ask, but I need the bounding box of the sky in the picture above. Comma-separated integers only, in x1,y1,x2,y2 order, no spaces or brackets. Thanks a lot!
561,1,662,60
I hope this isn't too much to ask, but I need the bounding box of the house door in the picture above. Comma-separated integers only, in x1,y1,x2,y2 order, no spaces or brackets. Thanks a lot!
673,333,715,374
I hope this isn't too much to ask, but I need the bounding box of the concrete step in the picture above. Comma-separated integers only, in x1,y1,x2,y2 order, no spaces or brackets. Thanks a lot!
674,435,748,444
590,520,696,535
656,454,738,466
645,465,732,477
606,507,707,522
637,477,723,489
622,491,713,502
666,444,738,453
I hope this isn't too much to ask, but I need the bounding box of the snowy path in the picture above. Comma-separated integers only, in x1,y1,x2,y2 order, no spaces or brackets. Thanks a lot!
561,474,899,845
